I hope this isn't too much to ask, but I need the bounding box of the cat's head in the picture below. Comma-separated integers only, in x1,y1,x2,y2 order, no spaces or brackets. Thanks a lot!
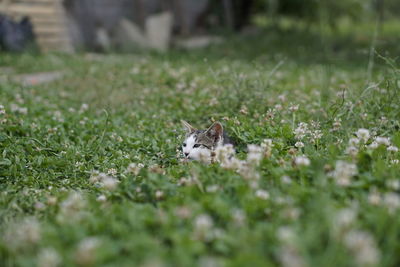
181,120,224,161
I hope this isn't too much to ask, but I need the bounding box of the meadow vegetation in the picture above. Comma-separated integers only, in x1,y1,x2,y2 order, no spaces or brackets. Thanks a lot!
0,24,400,266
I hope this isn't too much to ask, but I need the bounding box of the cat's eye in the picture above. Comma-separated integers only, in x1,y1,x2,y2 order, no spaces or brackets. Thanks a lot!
193,144,201,148
183,143,187,147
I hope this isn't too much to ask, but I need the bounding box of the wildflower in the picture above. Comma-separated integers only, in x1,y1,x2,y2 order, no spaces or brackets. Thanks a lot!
247,144,264,165
343,230,380,266
294,156,310,167
331,161,357,187
368,142,378,149
391,159,399,165
383,192,400,214
107,168,117,176
255,189,270,200
127,163,144,175
387,146,399,152
288,104,299,112
356,129,370,143
0,104,5,115
334,208,357,230
345,146,359,157
294,122,309,140
386,179,400,190
232,209,246,226
101,176,119,190
368,188,381,205
96,195,107,202
332,118,341,131
155,190,164,200
4,217,41,251
79,103,89,113
375,137,390,146
215,144,235,164
348,138,360,146
294,141,304,148
58,191,86,222
75,237,100,266
194,214,213,230
38,248,61,267
281,175,292,184
261,139,273,158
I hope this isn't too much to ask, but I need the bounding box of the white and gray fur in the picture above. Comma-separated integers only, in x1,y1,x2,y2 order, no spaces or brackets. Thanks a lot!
181,120,232,161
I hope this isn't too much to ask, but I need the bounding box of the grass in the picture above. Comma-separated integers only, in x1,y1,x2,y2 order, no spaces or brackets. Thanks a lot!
1,23,400,266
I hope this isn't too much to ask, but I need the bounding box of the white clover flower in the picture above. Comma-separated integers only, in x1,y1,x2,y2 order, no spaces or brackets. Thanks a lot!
368,142,379,149
277,227,296,243
247,144,264,165
348,137,360,146
101,176,119,190
0,104,5,115
127,163,144,175
294,122,309,140
294,156,310,167
345,146,359,157
255,189,270,200
107,168,117,176
391,159,399,165
215,144,235,164
4,217,41,250
368,189,381,205
75,237,100,266
335,208,357,229
288,104,299,112
383,192,400,214
295,141,304,148
281,175,292,184
356,129,370,143
331,161,357,187
387,146,399,152
96,195,107,202
155,190,164,199
58,191,86,222
343,230,380,266
194,214,213,230
386,179,400,190
375,137,390,146
38,248,61,267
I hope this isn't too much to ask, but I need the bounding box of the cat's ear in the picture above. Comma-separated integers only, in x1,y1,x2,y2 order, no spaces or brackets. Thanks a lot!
181,120,196,134
205,122,223,143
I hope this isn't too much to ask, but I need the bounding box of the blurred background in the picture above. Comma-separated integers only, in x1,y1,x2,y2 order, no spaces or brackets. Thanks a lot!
0,0,399,53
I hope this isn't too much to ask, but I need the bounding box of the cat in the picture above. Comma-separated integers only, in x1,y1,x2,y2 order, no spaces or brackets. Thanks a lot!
181,120,232,162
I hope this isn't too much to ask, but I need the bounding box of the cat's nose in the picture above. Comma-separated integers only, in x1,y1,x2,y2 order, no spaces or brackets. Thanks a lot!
184,152,189,157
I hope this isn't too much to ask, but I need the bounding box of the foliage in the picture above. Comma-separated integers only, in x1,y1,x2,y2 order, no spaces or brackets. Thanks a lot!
0,23,400,266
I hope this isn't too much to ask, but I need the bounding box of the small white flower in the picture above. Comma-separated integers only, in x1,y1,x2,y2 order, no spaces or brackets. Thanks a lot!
343,230,380,266
386,179,400,190
255,189,270,200
356,128,370,142
383,192,400,213
155,190,164,199
387,146,398,152
75,237,100,266
247,144,264,165
294,156,310,167
295,141,304,148
281,175,292,184
194,214,213,230
127,163,144,175
368,142,379,149
38,248,61,267
348,137,360,146
345,146,358,157
375,137,390,146
96,195,107,202
331,161,358,187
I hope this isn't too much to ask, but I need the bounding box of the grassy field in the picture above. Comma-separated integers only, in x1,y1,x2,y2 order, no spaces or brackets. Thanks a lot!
1,25,400,266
